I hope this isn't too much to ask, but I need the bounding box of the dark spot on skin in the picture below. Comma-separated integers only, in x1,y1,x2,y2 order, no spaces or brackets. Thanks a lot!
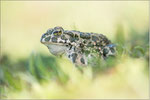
103,38,110,44
80,43,84,48
92,35,99,42
69,33,79,42
100,46,104,50
69,45,72,50
66,44,69,47
68,43,71,46
45,32,49,35
67,44,72,49
65,31,74,37
61,35,67,40
68,55,71,58
45,36,51,41
85,50,90,55
65,40,67,43
103,48,109,56
42,34,46,38
59,41,64,43
47,29,54,34
87,42,94,47
89,41,92,44
80,58,85,64
95,49,99,52
72,53,77,63
110,48,115,53
96,42,101,46
51,37,57,43
78,51,82,54
81,49,84,53
107,40,111,44
69,37,76,42
80,32,91,39
73,47,76,51
86,33,91,38
83,40,87,44
75,34,79,40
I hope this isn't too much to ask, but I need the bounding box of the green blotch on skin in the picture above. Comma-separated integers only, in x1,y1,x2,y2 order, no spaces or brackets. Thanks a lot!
45,37,50,41
92,35,99,42
61,35,67,40
80,58,85,64
69,37,76,42
51,37,57,43
103,48,109,55
80,32,91,39
72,53,77,63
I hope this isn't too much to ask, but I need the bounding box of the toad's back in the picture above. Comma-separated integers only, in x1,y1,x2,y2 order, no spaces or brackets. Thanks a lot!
63,30,111,49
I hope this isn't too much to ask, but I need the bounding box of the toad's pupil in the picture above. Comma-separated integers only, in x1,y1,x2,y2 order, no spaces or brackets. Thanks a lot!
54,31,58,33
103,48,109,54
58,31,62,34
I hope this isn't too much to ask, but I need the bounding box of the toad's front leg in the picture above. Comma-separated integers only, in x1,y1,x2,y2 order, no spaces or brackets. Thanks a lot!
66,46,87,66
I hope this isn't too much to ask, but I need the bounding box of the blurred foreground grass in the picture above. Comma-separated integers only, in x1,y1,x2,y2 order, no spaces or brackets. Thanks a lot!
0,25,149,99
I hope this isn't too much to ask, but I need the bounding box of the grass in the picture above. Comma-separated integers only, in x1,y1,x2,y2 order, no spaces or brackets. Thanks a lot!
0,26,149,99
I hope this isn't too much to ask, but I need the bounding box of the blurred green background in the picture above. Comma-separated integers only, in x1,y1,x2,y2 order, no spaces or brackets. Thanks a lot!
0,1,149,99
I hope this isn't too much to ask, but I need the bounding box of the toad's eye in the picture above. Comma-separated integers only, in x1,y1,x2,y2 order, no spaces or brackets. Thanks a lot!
53,31,62,36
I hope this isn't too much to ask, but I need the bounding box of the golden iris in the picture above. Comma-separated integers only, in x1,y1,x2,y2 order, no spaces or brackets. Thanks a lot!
54,31,62,36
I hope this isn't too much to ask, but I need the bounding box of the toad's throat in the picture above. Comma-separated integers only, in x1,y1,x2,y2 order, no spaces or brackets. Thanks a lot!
46,44,68,56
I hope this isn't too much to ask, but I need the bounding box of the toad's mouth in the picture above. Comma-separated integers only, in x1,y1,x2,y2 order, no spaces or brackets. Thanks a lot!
41,41,65,46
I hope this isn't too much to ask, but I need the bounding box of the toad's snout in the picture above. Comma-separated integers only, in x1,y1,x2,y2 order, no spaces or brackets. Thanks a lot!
40,34,46,44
